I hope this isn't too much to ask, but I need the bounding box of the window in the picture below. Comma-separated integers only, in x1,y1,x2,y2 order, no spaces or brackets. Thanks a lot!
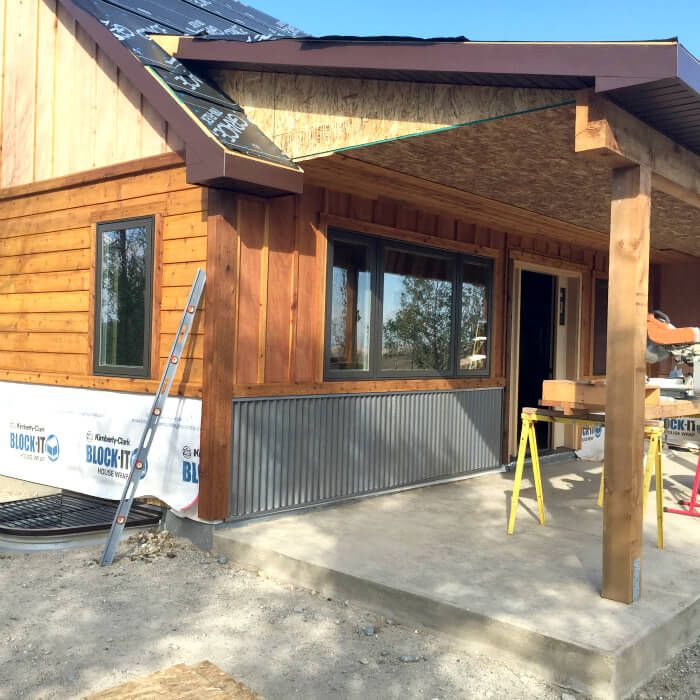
94,217,154,377
328,240,372,371
325,229,493,379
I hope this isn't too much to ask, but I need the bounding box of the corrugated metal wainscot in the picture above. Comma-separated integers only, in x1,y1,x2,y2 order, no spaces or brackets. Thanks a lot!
230,387,503,518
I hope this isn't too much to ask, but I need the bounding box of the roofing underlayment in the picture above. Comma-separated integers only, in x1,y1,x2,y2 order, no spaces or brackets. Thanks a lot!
72,0,304,168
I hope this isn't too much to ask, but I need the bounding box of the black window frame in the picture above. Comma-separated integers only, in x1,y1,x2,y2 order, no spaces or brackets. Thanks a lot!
324,228,493,381
93,216,155,379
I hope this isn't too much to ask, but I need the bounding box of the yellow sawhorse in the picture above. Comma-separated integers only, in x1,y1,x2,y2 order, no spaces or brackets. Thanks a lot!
507,409,665,549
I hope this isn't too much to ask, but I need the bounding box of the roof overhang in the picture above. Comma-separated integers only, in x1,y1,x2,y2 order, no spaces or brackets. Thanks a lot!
175,38,700,154
57,0,303,196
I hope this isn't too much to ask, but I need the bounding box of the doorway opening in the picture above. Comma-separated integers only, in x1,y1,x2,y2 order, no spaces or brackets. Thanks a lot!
517,270,556,448
508,262,582,457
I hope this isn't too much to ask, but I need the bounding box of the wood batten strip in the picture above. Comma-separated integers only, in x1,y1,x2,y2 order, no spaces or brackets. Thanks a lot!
0,369,200,397
257,204,270,384
199,188,237,521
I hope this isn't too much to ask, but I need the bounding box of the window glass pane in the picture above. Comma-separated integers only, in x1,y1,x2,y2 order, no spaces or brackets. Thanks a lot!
329,241,372,371
460,262,489,372
99,224,148,368
382,249,453,372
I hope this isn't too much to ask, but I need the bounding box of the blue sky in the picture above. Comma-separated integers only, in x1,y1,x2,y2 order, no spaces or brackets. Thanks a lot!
259,0,700,58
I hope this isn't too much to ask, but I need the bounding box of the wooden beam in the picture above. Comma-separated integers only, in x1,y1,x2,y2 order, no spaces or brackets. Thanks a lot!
602,164,652,603
199,188,237,521
576,89,700,210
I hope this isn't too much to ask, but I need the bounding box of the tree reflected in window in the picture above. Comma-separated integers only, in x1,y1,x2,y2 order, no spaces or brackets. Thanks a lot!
95,218,153,377
382,250,453,372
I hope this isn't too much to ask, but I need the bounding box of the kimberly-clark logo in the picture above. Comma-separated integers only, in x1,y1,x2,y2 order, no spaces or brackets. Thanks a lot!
45,434,60,462
9,423,59,463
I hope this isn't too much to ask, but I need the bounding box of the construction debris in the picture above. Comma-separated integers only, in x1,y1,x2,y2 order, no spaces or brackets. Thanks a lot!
126,529,179,561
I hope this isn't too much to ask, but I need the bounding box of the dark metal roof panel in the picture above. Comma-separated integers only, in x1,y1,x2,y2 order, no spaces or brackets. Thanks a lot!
606,77,700,153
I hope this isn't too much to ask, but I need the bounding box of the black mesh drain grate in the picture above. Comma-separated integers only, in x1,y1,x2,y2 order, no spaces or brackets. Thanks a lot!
0,492,162,536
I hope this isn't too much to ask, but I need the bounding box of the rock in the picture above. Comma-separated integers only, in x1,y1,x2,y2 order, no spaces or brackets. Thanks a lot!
361,625,375,636
399,655,421,663
380,650,390,657
335,619,341,625
359,658,369,665
561,694,576,700
343,600,350,607
386,619,395,626
217,555,228,565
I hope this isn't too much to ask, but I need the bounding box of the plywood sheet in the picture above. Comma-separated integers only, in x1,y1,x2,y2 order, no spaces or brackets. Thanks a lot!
212,70,573,160
342,106,700,256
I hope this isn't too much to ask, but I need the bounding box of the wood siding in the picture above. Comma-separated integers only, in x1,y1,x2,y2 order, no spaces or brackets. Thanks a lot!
0,0,181,190
231,180,611,398
0,156,205,396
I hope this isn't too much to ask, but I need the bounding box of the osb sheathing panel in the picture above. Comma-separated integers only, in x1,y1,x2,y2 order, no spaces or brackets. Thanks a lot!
343,105,700,256
210,69,574,159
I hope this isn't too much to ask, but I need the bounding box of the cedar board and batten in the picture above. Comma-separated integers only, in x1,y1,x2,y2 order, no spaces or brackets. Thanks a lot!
0,0,181,190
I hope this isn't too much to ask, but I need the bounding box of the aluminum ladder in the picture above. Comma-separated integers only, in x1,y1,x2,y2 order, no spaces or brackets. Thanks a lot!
100,268,206,566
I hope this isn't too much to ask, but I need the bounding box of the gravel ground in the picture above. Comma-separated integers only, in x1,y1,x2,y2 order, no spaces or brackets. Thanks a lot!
0,535,577,700
0,476,698,699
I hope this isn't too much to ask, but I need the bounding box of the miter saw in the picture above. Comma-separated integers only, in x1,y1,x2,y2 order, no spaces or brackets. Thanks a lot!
646,310,700,399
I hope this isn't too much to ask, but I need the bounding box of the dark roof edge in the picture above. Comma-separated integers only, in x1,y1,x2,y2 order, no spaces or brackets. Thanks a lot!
174,37,682,84
57,0,303,196
678,43,700,96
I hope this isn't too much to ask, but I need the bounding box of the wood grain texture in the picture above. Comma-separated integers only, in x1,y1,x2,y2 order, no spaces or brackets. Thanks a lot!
309,107,700,258
602,164,651,604
0,0,174,189
0,160,205,396
199,188,237,521
213,70,572,160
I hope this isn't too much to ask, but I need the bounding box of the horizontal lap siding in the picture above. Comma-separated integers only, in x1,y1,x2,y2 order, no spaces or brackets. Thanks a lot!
0,162,206,396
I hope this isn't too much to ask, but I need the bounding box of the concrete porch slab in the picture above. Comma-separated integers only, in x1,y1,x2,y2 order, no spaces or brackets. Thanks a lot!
213,451,700,699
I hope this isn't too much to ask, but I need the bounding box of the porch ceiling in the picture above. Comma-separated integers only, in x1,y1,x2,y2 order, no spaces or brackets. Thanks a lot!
329,105,699,257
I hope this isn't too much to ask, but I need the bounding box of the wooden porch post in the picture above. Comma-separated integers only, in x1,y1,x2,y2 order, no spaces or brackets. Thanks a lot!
602,164,652,603
199,188,237,521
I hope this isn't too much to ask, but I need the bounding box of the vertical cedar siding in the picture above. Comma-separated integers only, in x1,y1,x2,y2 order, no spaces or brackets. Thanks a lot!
231,185,609,397
0,0,181,190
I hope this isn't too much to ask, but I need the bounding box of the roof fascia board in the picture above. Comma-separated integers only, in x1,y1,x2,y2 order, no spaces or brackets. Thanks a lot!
56,0,303,196
174,37,680,83
678,43,700,96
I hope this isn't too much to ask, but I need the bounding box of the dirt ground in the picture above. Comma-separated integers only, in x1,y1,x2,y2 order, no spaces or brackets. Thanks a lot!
0,476,698,699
